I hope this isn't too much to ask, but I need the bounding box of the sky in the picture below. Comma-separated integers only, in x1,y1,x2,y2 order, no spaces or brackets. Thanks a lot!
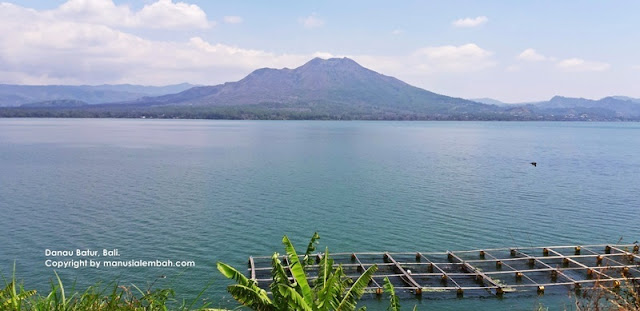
1,0,639,102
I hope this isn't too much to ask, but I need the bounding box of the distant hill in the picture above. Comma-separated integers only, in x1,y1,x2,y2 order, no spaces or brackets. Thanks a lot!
611,96,640,104
529,96,640,118
21,99,88,108
470,98,509,106
0,83,195,107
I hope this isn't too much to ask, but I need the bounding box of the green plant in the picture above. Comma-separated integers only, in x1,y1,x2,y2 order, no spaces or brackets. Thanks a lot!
217,233,378,311
1,262,218,310
1,263,36,310
575,277,640,311
383,277,399,311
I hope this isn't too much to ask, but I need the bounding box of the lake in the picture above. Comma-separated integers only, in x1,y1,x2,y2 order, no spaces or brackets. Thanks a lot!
1,119,639,310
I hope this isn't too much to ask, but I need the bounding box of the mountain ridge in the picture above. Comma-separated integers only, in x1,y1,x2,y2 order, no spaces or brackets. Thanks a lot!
1,58,639,120
0,83,196,107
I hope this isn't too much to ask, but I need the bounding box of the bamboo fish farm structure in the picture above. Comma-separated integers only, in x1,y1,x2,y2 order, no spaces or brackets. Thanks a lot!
248,244,640,298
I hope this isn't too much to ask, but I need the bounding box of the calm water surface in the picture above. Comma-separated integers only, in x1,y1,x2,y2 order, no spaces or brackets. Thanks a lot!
1,119,639,310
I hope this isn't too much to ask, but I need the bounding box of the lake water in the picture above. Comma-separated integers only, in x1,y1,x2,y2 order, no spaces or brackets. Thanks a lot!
1,119,639,310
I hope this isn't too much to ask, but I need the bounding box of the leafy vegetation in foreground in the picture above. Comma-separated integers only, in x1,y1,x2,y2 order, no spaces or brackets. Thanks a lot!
2,234,638,310
574,277,640,311
1,263,218,311
217,232,410,311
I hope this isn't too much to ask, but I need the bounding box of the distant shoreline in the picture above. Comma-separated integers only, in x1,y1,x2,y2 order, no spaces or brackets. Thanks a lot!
1,107,637,121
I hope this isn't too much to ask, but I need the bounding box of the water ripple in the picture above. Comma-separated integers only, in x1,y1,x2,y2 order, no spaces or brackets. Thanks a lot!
1,120,639,310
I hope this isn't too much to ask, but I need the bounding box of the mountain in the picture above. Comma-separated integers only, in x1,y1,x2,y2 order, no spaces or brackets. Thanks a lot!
470,98,509,106
123,57,498,119
21,99,88,108
530,96,640,118
0,83,196,107
611,96,640,104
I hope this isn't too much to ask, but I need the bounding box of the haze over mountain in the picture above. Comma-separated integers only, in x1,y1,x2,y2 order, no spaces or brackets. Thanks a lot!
609,96,640,104
0,83,195,107
471,95,640,118
470,98,510,106
1,58,639,120
530,96,640,118
21,99,88,108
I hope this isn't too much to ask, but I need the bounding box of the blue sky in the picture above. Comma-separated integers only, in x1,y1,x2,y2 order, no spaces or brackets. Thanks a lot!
1,0,639,102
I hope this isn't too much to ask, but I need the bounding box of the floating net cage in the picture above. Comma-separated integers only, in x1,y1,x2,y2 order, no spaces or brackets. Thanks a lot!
248,244,640,299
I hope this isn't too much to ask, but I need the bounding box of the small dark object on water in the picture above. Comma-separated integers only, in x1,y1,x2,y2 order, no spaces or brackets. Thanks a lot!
530,162,537,167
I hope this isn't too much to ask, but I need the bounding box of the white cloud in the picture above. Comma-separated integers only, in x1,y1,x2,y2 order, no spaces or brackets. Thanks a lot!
0,3,496,88
0,2,322,85
632,65,640,70
53,0,211,29
557,58,610,72
300,14,324,28
311,52,336,59
452,16,488,28
411,44,496,73
516,49,610,73
517,48,548,62
0,2,534,101
136,0,211,29
391,29,404,35
187,37,321,69
223,16,243,24
506,65,521,72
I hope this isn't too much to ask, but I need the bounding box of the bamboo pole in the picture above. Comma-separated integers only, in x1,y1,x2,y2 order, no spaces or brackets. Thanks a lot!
384,253,423,294
248,256,257,282
447,251,503,296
